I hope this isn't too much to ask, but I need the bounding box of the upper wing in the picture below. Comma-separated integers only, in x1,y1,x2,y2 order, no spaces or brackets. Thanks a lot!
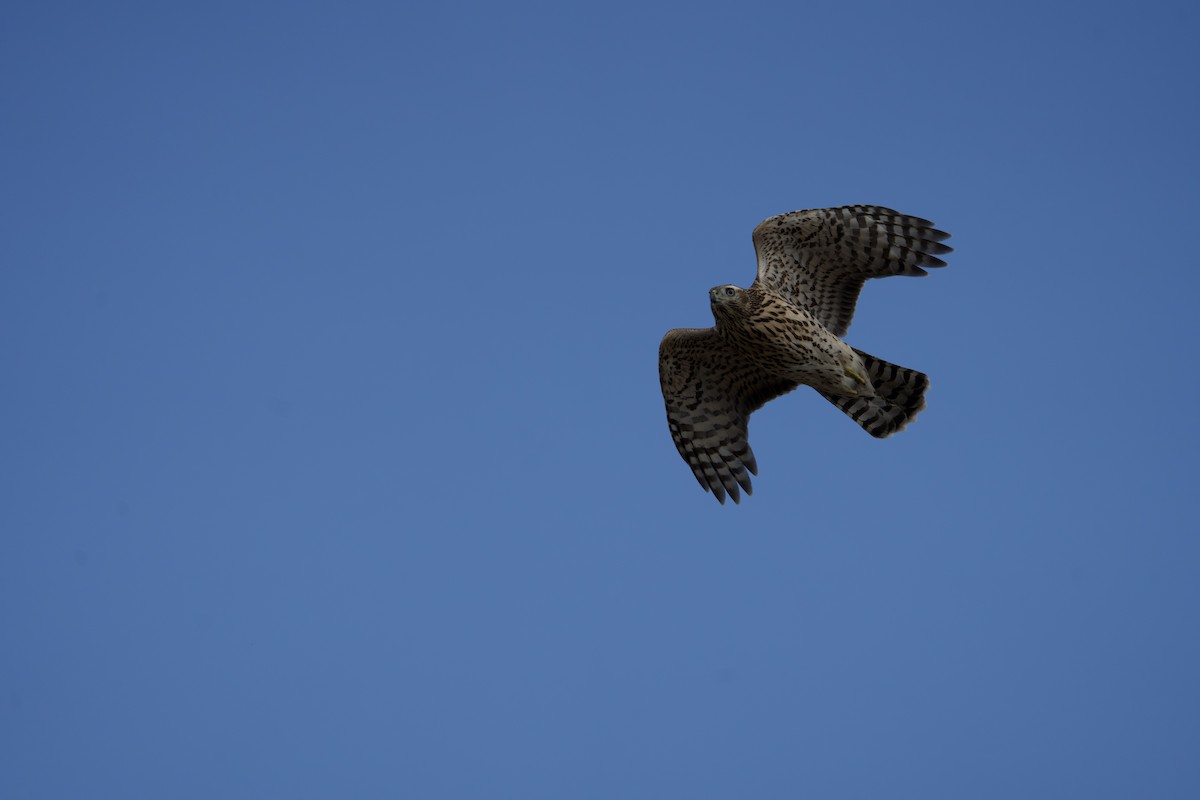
658,327,798,504
751,205,952,337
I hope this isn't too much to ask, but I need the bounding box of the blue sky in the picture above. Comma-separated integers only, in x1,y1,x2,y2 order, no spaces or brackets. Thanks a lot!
3,1,1199,797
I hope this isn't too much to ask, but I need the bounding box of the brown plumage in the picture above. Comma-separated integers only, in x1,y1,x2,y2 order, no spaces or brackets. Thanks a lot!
658,205,952,504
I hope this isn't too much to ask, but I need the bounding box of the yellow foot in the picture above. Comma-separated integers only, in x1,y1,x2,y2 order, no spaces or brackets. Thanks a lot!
844,366,868,386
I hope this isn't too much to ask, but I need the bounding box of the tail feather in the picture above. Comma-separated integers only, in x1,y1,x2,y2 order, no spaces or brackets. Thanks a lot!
820,349,928,438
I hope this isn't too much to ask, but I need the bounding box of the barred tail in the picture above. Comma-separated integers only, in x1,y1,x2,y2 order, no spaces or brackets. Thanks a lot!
819,349,928,438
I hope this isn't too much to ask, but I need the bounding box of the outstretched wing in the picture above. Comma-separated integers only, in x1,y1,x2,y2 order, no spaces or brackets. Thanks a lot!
751,205,952,337
658,328,798,504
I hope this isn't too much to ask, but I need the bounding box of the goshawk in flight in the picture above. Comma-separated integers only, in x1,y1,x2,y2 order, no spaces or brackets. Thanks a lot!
658,205,952,504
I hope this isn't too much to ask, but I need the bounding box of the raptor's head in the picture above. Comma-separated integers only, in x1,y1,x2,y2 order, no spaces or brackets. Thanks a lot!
709,284,751,326
709,284,746,305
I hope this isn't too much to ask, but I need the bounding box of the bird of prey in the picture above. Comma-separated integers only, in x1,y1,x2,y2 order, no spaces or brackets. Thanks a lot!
658,205,952,504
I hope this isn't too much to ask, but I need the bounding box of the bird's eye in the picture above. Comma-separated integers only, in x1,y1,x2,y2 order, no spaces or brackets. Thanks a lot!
725,288,735,296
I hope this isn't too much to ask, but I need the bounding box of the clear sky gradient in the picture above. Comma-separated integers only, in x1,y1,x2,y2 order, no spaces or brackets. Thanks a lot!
4,1,1199,797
